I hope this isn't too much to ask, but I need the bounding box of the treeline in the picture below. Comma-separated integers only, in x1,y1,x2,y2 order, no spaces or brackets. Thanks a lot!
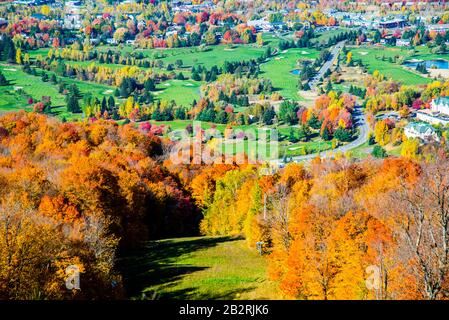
279,29,361,51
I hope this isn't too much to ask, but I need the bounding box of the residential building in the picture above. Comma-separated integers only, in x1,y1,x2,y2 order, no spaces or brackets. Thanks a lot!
396,38,411,46
431,96,449,115
427,24,449,33
404,122,439,142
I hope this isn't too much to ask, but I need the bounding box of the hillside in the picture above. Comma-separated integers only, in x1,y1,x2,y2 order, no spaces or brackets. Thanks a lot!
119,236,280,300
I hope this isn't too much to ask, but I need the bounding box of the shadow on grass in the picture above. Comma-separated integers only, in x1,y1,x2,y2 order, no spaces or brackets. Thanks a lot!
117,236,243,299
142,285,256,300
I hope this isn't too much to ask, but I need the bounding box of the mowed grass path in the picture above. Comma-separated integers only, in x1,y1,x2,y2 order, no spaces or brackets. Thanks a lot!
350,46,436,85
118,236,280,300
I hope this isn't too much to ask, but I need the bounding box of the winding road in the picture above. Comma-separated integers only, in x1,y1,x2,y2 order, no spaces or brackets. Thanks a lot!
271,105,369,165
308,40,346,91
269,40,368,165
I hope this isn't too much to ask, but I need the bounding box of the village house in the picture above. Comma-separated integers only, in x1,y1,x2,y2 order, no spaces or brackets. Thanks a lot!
247,19,274,32
396,38,411,47
404,122,439,142
427,24,449,34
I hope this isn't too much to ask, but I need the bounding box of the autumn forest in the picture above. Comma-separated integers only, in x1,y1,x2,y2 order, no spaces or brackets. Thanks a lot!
0,110,448,300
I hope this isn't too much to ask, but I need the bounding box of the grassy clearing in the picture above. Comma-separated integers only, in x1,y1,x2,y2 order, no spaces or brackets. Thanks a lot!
314,27,352,45
154,79,200,106
0,64,114,120
118,236,280,300
345,141,372,159
0,65,66,106
98,43,267,69
350,45,441,85
281,139,333,157
0,86,31,113
260,47,319,101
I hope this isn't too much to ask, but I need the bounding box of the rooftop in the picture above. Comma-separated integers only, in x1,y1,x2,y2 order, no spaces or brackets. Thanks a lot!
433,96,449,106
405,122,436,134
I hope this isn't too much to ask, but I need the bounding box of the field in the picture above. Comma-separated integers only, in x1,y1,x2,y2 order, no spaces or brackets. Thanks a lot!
260,47,319,100
99,43,268,69
0,64,115,120
349,45,445,85
154,79,200,106
0,32,375,159
118,236,280,300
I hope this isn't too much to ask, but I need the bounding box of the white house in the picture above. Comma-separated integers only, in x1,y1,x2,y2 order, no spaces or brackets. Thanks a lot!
416,109,449,125
247,19,274,32
396,39,411,47
106,38,117,45
404,122,439,142
427,24,449,33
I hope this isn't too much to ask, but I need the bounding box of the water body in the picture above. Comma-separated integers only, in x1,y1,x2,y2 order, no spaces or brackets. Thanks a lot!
404,59,449,69
290,69,301,75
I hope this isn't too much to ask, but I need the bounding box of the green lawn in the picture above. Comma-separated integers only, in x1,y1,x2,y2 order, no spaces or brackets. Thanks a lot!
345,141,372,159
349,45,440,85
118,236,279,300
0,65,66,106
281,139,333,157
0,64,115,120
314,27,352,45
154,79,201,106
0,86,31,113
98,43,267,69
260,47,319,100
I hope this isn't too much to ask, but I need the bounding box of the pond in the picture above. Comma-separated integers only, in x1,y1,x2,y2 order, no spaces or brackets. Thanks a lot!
290,69,301,75
403,59,449,69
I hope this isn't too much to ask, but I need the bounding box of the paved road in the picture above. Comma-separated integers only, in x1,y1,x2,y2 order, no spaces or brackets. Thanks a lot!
271,105,369,165
308,40,346,91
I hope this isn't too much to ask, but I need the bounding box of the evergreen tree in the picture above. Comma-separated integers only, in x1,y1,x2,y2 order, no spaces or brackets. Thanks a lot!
262,107,276,125
50,74,57,84
372,145,388,158
67,94,81,113
334,127,352,142
321,126,332,141
216,110,228,124
101,97,107,113
177,72,185,80
0,71,8,86
307,113,321,129
298,124,311,142
107,96,115,111
288,127,297,143
144,78,155,91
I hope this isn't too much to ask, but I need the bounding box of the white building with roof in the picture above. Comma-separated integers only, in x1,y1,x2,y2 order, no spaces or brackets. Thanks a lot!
416,97,449,126
404,122,439,142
